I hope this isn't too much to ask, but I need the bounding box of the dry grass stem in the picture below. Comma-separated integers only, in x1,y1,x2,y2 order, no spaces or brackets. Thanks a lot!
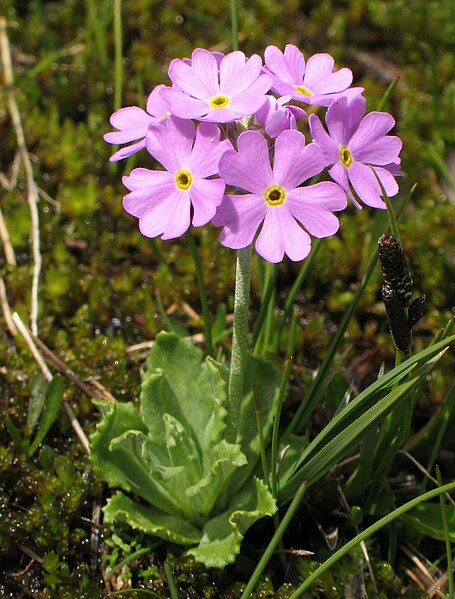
400,450,455,508
87,378,117,402
401,544,445,597
126,332,205,354
0,207,16,265
12,311,53,381
32,334,116,402
62,401,91,455
427,558,455,597
0,276,18,335
0,17,41,335
11,311,91,454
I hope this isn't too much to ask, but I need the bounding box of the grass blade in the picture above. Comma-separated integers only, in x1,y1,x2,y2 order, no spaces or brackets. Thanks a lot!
288,481,455,598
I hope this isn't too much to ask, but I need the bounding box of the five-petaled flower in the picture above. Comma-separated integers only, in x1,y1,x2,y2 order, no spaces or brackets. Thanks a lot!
309,96,403,209
104,84,169,162
264,44,363,107
161,48,273,123
212,129,347,263
122,116,230,239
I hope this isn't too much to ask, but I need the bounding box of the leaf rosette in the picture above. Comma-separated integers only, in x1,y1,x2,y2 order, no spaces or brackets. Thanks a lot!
90,332,278,567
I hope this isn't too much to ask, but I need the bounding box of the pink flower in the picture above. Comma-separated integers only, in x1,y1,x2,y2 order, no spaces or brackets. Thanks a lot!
255,94,307,138
309,96,403,209
104,84,169,162
160,49,273,123
122,117,230,239
264,44,363,107
213,129,347,263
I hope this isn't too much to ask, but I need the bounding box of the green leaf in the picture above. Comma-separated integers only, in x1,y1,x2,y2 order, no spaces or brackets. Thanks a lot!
92,409,184,515
212,303,232,344
25,373,48,436
187,439,247,517
280,346,448,501
403,502,455,542
43,550,61,572
187,477,277,568
141,332,229,450
28,376,64,457
103,491,201,546
54,455,77,491
226,353,281,497
238,354,281,457
5,416,25,453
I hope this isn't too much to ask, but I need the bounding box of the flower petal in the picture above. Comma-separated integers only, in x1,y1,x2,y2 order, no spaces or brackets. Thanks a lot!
137,200,172,238
286,182,346,237
303,53,334,82
137,190,191,239
283,44,306,82
220,52,262,94
161,192,192,239
352,135,402,165
226,74,273,117
328,162,350,191
214,194,266,249
304,54,353,94
264,109,292,138
308,114,339,164
372,166,400,197
122,169,175,216
108,139,146,162
255,208,312,263
325,96,366,146
351,111,395,143
108,106,152,132
273,132,325,188
146,117,196,172
190,178,225,227
186,123,230,177
159,87,210,120
313,86,364,107
219,130,273,193
264,44,305,85
146,84,171,117
168,49,219,98
348,162,387,208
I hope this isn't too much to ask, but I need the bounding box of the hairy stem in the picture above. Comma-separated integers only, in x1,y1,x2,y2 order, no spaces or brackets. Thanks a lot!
227,245,252,442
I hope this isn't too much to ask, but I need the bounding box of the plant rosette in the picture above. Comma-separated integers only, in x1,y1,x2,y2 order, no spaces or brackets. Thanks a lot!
96,43,407,570
90,332,280,568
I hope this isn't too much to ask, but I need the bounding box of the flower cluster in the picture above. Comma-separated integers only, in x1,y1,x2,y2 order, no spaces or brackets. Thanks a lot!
105,45,403,263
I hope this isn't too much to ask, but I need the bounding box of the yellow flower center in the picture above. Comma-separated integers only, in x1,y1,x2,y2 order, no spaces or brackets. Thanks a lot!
265,185,286,207
293,84,314,97
339,146,353,168
209,94,231,109
175,169,192,191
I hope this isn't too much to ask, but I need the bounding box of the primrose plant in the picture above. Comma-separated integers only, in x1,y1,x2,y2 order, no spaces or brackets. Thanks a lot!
91,45,404,568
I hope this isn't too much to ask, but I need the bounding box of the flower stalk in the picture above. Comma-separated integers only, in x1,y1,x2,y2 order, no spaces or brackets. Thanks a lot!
226,245,252,443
